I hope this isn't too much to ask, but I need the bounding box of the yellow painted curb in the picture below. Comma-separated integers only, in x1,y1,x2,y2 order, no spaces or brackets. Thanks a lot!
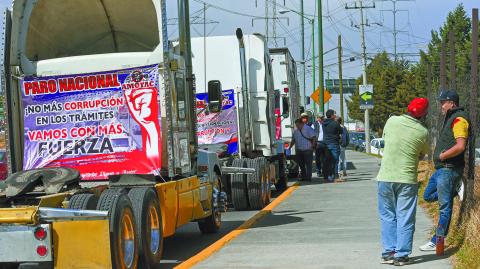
174,182,300,269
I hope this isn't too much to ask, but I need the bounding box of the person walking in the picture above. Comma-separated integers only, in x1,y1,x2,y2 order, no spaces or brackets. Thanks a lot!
337,117,349,179
289,118,316,181
323,109,342,182
419,90,468,253
313,114,326,178
377,98,429,266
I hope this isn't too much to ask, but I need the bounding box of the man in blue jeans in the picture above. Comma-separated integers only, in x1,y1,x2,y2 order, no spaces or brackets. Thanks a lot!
322,109,342,182
419,90,468,252
377,98,429,265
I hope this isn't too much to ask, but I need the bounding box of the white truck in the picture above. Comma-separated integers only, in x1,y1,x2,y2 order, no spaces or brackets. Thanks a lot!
191,30,287,210
269,48,301,178
0,1,225,268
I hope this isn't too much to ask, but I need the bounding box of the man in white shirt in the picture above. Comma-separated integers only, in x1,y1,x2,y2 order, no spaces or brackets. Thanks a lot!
289,118,316,181
313,114,326,178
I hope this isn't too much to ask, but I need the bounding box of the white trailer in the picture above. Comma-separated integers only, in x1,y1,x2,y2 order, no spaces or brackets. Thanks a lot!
269,48,301,177
191,30,287,210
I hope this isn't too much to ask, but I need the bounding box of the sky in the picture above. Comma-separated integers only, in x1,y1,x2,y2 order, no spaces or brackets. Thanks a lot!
0,0,479,97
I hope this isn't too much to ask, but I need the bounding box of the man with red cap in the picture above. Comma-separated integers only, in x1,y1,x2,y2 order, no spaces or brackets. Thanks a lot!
376,97,429,266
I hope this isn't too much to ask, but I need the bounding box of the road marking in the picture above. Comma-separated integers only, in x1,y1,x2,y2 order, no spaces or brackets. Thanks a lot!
174,182,300,269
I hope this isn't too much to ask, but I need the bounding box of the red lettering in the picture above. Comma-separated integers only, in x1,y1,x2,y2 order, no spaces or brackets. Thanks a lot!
58,78,67,92
96,75,106,88
67,78,76,91
75,77,84,90
24,82,33,95
88,76,97,89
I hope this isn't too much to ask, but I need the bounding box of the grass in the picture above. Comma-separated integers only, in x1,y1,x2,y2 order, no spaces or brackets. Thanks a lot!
417,161,480,269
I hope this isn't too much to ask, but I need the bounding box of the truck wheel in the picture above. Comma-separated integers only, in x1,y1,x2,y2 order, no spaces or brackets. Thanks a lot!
97,189,138,269
128,188,163,269
257,157,270,206
287,160,299,179
263,164,271,205
68,193,98,210
198,174,222,234
246,158,266,210
231,159,249,210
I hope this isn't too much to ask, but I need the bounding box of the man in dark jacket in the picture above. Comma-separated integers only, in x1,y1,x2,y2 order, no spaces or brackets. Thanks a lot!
323,109,343,182
419,90,468,252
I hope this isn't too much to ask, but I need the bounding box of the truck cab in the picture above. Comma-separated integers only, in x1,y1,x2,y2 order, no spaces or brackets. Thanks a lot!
0,1,224,268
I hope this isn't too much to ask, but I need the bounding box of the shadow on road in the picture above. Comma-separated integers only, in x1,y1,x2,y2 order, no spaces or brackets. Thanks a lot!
412,247,458,264
158,220,244,269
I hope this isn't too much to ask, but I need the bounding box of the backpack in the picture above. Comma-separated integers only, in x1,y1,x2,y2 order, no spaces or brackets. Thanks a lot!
341,126,350,147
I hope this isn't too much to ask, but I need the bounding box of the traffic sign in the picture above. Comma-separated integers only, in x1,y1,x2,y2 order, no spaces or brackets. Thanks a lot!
310,88,332,105
359,84,374,109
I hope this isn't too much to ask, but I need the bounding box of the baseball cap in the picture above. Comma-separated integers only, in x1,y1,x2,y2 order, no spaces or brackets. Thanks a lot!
407,97,429,118
301,112,309,118
439,90,459,104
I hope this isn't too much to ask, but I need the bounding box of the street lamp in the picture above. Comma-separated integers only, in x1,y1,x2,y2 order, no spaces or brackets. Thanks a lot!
277,8,314,110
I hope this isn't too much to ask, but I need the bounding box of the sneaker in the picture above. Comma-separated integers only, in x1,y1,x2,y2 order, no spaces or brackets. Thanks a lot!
457,182,464,201
381,253,395,264
394,256,413,266
419,241,436,251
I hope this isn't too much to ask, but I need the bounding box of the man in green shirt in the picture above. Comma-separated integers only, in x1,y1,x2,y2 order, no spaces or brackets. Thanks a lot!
377,98,429,266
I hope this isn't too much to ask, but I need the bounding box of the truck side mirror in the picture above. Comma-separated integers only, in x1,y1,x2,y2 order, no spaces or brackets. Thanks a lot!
208,80,223,113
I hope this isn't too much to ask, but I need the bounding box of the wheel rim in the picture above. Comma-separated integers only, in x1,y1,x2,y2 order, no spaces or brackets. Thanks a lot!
121,210,135,268
148,204,161,254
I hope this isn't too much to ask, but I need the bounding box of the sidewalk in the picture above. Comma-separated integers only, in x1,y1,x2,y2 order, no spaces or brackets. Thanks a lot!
194,151,452,268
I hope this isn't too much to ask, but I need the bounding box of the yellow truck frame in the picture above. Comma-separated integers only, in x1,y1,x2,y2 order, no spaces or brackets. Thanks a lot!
0,1,226,268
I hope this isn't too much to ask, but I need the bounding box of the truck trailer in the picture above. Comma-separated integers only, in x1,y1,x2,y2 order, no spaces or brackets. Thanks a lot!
0,1,225,268
269,48,301,178
191,30,287,211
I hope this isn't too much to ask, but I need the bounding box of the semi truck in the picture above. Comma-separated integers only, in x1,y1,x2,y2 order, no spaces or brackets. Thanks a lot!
191,30,287,211
269,48,301,178
0,1,225,268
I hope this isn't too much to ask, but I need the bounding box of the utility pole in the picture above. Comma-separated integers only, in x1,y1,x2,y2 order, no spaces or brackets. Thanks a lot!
379,0,413,60
318,0,324,115
272,0,278,47
449,30,456,90
468,8,478,202
203,3,207,94
300,0,306,107
338,35,344,120
265,0,269,45
346,1,376,153
312,18,316,112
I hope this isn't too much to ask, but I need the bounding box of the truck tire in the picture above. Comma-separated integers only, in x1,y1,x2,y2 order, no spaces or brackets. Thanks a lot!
263,163,271,206
68,193,98,210
198,174,222,234
231,159,249,210
257,157,270,206
97,189,139,269
276,155,288,192
128,188,163,269
246,158,266,210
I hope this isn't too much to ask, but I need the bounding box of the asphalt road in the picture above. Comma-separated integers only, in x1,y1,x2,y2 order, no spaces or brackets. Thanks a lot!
158,190,287,268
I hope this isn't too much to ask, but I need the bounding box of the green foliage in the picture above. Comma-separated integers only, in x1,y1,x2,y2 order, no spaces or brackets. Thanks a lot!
347,4,474,134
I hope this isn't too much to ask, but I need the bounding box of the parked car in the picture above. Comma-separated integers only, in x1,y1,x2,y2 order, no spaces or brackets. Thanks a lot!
370,138,385,156
349,132,376,152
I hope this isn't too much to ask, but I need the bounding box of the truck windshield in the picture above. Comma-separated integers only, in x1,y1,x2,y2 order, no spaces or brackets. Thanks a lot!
25,0,160,61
